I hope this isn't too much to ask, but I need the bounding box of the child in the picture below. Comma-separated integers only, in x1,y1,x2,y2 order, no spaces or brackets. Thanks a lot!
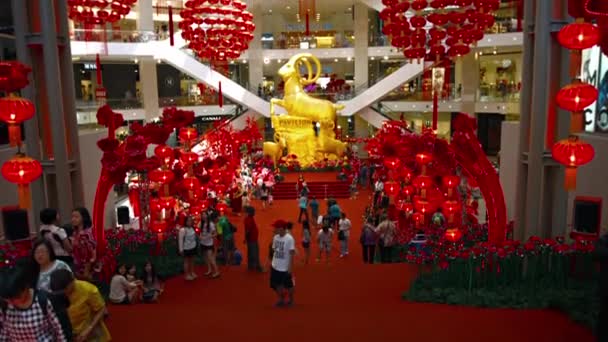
141,261,163,303
301,220,311,264
126,264,137,282
109,264,142,305
317,225,333,264
309,197,319,225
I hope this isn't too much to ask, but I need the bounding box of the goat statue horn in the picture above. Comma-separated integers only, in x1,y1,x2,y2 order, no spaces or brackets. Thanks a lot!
291,53,321,86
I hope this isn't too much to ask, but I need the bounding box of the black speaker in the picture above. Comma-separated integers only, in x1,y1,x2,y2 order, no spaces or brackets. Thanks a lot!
116,206,130,225
2,208,30,241
573,197,602,235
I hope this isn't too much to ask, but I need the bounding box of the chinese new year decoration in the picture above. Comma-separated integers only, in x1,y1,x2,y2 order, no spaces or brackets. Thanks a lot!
366,115,506,244
67,0,137,43
179,0,255,107
552,0,602,190
0,61,42,209
268,53,348,167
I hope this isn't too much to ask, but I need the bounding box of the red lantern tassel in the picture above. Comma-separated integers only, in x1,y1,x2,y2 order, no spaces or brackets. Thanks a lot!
305,12,310,36
95,54,103,85
570,50,582,78
432,90,438,131
17,184,31,209
218,81,223,108
571,111,584,133
8,124,21,147
564,166,577,190
168,5,174,46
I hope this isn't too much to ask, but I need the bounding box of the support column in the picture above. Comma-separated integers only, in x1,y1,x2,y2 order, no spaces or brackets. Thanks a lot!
354,3,369,87
455,53,478,115
11,0,44,230
137,0,160,121
40,0,75,221
248,2,263,91
139,60,160,121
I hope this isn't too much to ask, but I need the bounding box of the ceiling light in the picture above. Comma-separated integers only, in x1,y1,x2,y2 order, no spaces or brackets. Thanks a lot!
493,50,497,55
347,57,352,61
242,60,247,64
269,9,272,13
264,58,270,64
370,57,375,60
334,58,338,62
286,6,291,10
277,59,282,63
383,56,389,60
133,58,138,63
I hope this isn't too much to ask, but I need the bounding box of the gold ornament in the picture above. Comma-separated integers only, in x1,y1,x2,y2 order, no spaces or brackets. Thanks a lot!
267,53,347,167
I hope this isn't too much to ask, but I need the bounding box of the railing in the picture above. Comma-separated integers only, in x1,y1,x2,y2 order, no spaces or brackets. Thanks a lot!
262,30,354,49
71,29,160,43
158,95,236,107
75,98,143,111
379,83,462,102
477,84,521,103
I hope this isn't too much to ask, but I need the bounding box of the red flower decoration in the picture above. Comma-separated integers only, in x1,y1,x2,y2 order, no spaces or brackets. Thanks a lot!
161,107,195,129
96,105,124,128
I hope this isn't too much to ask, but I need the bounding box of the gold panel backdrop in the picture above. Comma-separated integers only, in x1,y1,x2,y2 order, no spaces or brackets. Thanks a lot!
265,53,348,167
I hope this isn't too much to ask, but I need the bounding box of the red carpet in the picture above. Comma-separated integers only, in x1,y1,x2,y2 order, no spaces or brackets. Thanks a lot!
105,187,594,342
273,181,351,199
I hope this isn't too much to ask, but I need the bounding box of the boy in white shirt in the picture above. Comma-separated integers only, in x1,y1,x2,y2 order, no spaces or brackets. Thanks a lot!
269,220,296,307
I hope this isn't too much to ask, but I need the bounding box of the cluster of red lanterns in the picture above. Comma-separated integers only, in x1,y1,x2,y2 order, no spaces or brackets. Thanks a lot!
0,62,42,209
382,151,463,240
380,0,500,62
179,0,255,62
552,8,600,191
67,0,137,25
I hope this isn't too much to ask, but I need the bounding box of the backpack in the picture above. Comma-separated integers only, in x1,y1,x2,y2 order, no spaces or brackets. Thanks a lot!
34,290,73,341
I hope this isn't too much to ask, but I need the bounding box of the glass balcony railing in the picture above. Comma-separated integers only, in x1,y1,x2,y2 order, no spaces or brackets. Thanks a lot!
262,31,354,49
477,84,521,103
71,29,160,43
75,98,143,111
159,95,236,107
379,83,462,102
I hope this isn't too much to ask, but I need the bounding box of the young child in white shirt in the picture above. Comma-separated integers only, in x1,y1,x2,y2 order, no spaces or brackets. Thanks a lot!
316,225,333,264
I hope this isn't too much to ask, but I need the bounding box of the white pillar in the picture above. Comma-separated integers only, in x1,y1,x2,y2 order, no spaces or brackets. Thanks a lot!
455,53,478,115
139,60,160,121
136,0,154,32
354,3,369,87
248,2,263,91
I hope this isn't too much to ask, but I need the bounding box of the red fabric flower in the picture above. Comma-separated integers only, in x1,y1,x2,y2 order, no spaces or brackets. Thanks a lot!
96,105,124,128
97,138,120,152
161,107,195,128
131,122,172,145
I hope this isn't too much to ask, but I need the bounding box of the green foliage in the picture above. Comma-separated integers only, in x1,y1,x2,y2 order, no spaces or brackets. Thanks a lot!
403,251,599,332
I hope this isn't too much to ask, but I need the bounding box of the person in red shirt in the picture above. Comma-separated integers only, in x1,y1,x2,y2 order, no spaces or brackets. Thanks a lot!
244,206,263,272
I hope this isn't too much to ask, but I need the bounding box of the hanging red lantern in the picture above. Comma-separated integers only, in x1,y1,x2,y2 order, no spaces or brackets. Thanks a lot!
0,96,35,147
1,154,42,209
557,22,600,50
154,145,174,165
444,228,463,242
179,127,198,142
415,198,431,215
383,156,401,169
397,200,414,212
149,169,175,184
443,199,462,223
182,176,200,191
216,202,229,213
402,185,416,197
158,196,176,210
67,0,137,25
443,175,460,197
556,80,598,132
384,180,400,196
180,151,199,166
0,61,31,92
551,136,595,190
413,175,433,189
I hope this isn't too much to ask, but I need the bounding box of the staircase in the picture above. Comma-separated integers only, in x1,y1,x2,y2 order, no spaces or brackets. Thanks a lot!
273,181,351,200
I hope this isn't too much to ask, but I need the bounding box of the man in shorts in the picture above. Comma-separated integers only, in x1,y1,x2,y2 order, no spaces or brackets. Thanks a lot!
269,219,296,307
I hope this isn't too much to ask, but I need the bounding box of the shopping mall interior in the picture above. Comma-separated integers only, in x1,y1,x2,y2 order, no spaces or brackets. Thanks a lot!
0,0,605,341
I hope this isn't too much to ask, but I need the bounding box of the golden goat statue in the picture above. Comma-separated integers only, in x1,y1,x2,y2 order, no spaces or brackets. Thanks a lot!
262,133,287,168
270,53,345,125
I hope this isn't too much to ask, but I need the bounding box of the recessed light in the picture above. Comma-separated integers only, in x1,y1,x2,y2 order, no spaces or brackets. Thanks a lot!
347,57,352,61
487,38,492,42
277,59,282,63
242,60,247,64
334,58,338,62
264,58,270,64
269,9,272,13
383,56,389,60
134,58,138,63
286,6,291,10
370,57,375,60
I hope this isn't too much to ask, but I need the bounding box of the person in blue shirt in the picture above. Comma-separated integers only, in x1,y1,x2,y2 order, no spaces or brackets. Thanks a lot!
309,197,319,225
329,200,341,230
297,196,309,223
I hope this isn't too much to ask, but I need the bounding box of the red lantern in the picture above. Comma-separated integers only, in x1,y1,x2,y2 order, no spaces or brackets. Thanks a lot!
413,175,433,189
179,127,198,142
551,136,595,190
443,199,462,223
1,153,42,208
0,97,35,146
384,180,400,196
402,185,416,197
556,81,598,112
397,200,414,212
180,151,199,166
154,145,174,165
182,176,200,191
67,0,137,25
557,22,600,50
152,221,168,233
216,202,229,213
149,169,175,184
443,175,460,197
383,156,400,169
0,61,31,92
416,153,432,173
415,198,431,214
444,228,463,242
159,196,176,210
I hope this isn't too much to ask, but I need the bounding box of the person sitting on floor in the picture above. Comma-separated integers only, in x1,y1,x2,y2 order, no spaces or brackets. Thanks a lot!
109,263,142,305
140,261,164,303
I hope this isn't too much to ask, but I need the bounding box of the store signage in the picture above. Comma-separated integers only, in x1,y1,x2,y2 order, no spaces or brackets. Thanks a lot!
286,23,333,31
95,87,107,100
83,62,97,70
198,115,232,122
581,47,600,132
597,52,608,132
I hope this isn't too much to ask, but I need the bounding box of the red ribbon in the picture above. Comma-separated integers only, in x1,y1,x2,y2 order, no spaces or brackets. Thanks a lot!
305,12,310,36
168,5,174,46
218,81,223,108
95,54,102,86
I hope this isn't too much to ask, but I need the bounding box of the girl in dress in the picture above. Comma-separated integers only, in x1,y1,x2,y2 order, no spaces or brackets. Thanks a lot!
316,225,334,264
178,216,199,281
200,212,220,278
71,207,96,280
141,261,163,303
